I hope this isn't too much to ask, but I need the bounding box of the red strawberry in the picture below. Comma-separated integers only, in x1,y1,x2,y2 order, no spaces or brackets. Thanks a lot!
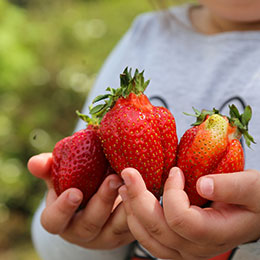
51,122,109,207
90,68,178,198
177,105,255,206
155,106,178,186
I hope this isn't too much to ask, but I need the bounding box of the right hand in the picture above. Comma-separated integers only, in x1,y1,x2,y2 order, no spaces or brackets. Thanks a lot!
28,153,134,249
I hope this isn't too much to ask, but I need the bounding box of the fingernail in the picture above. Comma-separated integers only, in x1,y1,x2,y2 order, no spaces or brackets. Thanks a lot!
169,167,179,178
69,192,81,204
169,167,183,183
199,178,214,196
119,186,128,201
109,180,123,189
121,171,131,186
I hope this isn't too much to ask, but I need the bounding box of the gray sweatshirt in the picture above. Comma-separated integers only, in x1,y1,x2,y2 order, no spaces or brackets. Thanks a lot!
32,4,260,260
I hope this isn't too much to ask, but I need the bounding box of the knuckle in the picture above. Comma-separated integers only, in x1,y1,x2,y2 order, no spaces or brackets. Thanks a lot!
81,220,101,235
98,189,116,204
167,213,187,231
167,213,207,242
144,222,162,236
112,226,129,236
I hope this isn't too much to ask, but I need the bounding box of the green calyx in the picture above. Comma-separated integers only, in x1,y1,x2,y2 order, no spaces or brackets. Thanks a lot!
184,105,256,148
76,110,100,126
228,104,255,148
88,67,150,122
183,107,220,126
119,67,150,97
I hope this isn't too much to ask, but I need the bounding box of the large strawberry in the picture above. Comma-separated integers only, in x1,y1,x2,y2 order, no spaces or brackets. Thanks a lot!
177,105,255,206
51,117,110,207
90,68,178,198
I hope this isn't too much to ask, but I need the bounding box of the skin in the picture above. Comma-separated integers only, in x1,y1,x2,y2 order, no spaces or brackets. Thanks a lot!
27,1,260,258
116,2,260,258
190,0,260,34
119,167,260,259
27,153,134,249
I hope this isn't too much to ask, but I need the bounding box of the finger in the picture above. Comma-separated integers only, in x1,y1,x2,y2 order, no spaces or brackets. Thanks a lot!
119,185,182,259
45,188,58,207
163,166,188,204
41,188,83,234
27,153,53,188
119,168,155,213
119,168,187,250
163,168,260,245
85,203,134,249
64,174,123,241
163,167,212,242
197,170,260,212
112,195,122,211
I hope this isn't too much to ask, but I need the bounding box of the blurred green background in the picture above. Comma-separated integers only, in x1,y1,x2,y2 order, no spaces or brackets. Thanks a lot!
0,0,190,259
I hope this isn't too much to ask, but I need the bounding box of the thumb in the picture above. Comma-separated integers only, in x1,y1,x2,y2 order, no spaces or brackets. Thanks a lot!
196,170,260,212
27,153,53,188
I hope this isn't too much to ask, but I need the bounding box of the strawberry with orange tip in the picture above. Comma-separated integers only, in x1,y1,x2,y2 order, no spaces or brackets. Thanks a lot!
177,105,255,206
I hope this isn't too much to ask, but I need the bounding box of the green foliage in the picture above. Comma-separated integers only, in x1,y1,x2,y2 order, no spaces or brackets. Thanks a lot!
0,0,186,258
0,0,153,258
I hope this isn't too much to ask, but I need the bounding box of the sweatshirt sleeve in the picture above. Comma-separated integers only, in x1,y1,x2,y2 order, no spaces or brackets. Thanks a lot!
232,240,260,259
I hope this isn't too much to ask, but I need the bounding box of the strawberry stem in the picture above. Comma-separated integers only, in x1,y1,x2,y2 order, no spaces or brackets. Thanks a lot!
76,110,99,126
120,67,150,97
228,104,256,148
89,67,150,121
184,105,255,148
184,107,220,126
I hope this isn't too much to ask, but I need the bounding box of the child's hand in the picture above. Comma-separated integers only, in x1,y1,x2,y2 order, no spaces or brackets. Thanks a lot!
119,167,260,259
28,153,134,249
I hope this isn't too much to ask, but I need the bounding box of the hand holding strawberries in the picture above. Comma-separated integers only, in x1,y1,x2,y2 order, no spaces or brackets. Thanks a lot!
119,167,260,260
27,67,177,250
117,102,259,259
27,153,134,249
28,67,260,258
90,68,178,198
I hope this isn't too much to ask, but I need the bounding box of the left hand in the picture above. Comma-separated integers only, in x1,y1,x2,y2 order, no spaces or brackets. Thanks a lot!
28,153,134,250
118,167,260,260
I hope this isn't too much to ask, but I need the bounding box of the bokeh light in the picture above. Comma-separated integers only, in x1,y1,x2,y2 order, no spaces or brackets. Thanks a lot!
0,0,160,259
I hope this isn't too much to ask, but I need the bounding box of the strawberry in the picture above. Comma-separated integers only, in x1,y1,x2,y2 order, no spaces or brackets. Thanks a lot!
90,68,178,198
51,119,110,207
177,105,255,206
